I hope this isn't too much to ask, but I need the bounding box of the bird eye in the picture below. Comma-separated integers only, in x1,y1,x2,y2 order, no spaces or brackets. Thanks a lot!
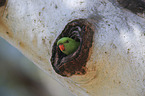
65,40,69,43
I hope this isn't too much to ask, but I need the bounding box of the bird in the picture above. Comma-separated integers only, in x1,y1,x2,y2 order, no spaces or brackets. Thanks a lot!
57,37,80,55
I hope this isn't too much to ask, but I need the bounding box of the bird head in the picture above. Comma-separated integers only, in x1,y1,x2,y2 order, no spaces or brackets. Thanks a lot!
57,37,80,55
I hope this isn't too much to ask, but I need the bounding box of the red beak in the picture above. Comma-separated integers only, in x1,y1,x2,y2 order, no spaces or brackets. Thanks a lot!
59,44,65,51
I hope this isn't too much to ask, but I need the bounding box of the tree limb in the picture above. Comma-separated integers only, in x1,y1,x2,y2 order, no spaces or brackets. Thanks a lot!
0,0,145,96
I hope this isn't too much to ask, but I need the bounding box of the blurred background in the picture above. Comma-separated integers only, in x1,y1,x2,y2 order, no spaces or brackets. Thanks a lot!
0,37,74,96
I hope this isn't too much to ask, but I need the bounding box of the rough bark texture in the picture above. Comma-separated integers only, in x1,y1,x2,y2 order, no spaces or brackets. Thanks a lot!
0,0,145,96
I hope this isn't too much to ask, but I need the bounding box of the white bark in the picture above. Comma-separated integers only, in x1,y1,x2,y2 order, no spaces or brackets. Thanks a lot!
0,0,145,96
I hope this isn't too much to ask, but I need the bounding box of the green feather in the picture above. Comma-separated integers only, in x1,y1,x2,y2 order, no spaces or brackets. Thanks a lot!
57,37,80,55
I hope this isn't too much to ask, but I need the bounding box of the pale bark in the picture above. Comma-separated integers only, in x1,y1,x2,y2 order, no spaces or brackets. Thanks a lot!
0,0,145,96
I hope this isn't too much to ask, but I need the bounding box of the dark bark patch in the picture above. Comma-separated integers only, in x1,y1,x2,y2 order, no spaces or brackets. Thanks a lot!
5,31,13,38
51,19,94,77
0,0,6,7
117,0,145,15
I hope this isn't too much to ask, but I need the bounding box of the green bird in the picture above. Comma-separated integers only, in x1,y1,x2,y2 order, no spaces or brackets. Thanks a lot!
57,37,80,55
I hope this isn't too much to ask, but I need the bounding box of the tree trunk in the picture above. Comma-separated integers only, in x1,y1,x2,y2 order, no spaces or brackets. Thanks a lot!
0,0,145,96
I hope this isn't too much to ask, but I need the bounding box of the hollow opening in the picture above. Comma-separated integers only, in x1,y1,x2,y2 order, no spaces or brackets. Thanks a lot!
51,19,94,77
